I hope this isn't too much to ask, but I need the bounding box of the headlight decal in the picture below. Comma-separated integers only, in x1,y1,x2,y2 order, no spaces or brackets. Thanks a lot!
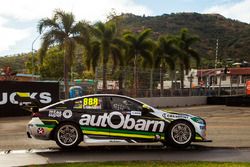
191,117,205,124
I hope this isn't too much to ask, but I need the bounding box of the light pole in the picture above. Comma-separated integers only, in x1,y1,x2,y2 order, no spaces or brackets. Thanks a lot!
31,28,46,80
31,34,40,80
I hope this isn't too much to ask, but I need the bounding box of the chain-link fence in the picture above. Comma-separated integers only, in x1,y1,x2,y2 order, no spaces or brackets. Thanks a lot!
22,66,247,99
91,66,247,98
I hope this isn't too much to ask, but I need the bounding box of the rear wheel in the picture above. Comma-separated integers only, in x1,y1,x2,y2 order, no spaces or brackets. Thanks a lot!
165,120,194,148
54,122,82,149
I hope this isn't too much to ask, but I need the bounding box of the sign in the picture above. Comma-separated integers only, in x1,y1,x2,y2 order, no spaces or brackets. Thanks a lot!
246,81,250,96
0,81,59,117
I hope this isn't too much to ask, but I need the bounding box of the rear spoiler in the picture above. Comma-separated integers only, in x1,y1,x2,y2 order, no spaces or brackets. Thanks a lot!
16,92,40,113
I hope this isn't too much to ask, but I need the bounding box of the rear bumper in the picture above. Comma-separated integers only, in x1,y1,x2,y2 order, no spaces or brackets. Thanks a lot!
27,131,32,138
26,117,51,140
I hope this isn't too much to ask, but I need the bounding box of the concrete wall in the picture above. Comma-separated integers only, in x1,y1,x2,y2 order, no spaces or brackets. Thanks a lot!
136,96,207,108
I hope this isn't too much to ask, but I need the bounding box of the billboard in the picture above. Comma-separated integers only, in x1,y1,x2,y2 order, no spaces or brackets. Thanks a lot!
0,81,59,117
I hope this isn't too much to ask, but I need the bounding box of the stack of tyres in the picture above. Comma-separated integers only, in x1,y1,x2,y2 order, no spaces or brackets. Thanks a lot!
226,96,250,106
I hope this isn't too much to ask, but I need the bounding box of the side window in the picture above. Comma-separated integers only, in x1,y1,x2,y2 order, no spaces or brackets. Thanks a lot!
110,97,142,111
82,97,103,110
52,101,74,109
73,100,83,109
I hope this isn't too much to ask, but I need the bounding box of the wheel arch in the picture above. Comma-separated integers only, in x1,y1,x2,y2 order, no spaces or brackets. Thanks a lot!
166,119,196,139
49,120,82,140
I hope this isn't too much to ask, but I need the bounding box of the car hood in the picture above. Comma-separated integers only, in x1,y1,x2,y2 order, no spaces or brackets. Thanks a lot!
151,108,195,121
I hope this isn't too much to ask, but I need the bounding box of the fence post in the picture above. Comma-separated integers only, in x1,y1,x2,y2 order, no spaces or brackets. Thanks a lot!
218,73,222,96
94,67,98,94
150,69,153,97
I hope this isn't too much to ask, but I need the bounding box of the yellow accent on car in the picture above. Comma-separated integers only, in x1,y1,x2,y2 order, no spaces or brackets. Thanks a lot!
195,136,203,140
82,130,165,140
41,119,59,124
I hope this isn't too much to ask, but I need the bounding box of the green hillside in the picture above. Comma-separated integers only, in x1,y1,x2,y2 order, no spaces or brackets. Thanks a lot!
119,12,250,63
1,12,250,72
0,53,29,73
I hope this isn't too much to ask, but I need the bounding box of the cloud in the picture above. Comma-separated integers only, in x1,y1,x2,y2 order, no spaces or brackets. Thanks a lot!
0,17,31,53
204,0,250,23
0,0,151,55
0,0,151,21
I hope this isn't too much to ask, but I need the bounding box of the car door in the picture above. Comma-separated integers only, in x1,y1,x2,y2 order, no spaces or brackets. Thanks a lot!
106,96,165,142
77,96,111,139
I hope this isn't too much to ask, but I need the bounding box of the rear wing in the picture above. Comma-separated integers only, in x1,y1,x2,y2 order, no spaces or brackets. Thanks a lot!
16,92,40,113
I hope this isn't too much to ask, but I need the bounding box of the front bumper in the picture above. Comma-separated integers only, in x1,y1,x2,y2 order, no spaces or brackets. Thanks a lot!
194,132,212,142
193,123,212,142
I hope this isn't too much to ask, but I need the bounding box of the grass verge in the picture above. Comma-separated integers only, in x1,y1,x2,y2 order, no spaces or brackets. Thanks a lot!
28,161,250,167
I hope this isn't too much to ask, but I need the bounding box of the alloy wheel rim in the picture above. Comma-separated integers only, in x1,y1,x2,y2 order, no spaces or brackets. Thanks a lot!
57,125,78,146
171,123,192,144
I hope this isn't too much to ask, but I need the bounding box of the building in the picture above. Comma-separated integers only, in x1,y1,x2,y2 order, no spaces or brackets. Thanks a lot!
197,67,250,88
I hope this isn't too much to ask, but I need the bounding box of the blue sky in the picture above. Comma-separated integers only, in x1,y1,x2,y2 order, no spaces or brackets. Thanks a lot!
0,0,249,57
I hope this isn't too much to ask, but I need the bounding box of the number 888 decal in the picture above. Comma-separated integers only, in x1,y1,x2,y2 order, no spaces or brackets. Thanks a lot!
83,98,101,109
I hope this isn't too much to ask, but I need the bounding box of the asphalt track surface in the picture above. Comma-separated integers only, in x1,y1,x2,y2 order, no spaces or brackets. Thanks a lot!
1,105,250,166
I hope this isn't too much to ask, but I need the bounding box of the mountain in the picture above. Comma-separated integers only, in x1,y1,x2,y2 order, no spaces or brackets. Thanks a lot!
1,12,250,71
0,54,29,73
119,12,250,64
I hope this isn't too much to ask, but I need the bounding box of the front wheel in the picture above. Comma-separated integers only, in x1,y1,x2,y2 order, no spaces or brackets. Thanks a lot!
165,120,194,148
54,122,82,149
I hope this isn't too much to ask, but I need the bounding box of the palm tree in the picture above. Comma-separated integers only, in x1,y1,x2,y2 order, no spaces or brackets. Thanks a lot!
89,22,125,91
38,9,89,98
123,29,154,97
153,36,180,96
74,23,93,71
176,28,200,93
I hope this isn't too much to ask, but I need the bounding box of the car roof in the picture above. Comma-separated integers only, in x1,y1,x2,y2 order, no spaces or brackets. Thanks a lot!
40,94,147,110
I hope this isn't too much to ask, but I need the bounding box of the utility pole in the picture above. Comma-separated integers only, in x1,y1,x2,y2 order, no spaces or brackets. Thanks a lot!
215,39,219,69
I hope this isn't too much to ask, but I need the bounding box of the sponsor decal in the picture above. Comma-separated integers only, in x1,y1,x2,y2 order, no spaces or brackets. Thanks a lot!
48,110,62,118
37,127,45,135
63,110,72,119
0,92,52,105
162,113,188,119
131,111,142,116
79,111,165,132
200,125,206,130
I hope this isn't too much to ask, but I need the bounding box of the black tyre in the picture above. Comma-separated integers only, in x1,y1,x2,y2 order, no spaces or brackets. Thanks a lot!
54,122,82,149
165,120,194,148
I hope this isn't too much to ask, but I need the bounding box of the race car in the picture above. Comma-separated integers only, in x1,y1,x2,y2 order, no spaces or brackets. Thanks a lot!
26,94,211,149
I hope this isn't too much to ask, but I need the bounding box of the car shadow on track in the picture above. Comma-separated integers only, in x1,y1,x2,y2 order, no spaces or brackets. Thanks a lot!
34,144,239,163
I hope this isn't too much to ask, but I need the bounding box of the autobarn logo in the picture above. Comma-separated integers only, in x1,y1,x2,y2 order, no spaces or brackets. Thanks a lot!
79,111,165,132
0,92,52,105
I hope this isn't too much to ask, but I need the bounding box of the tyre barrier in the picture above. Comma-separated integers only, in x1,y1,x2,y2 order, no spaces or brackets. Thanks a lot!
207,96,250,106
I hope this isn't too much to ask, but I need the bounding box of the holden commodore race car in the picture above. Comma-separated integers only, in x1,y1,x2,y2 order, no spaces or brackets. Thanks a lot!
26,94,211,149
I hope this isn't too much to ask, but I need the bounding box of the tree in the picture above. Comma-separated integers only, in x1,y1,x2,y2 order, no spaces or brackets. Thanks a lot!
38,9,88,98
123,29,154,97
39,47,64,79
89,21,124,91
176,28,200,92
153,36,179,96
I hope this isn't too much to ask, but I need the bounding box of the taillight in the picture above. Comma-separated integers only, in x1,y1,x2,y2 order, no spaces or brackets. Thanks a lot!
32,112,42,117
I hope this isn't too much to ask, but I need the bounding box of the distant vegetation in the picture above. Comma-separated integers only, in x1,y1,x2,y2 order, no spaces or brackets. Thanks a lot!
1,11,250,97
119,13,250,66
1,12,250,72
